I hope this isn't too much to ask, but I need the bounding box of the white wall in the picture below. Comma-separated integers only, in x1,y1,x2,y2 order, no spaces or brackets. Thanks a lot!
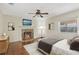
47,10,79,39
0,13,3,34
32,17,47,38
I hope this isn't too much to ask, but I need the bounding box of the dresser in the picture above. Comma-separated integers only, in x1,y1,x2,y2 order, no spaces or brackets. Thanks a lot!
0,35,9,54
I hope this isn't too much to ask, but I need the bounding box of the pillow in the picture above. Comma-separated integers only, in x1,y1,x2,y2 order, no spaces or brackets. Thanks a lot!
70,41,79,51
67,36,79,45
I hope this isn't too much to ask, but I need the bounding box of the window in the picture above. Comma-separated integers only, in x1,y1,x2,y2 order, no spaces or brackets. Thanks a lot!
60,20,77,32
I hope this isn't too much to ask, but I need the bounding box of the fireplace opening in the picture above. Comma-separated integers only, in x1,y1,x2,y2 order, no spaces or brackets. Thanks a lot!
24,32,32,40
22,29,34,40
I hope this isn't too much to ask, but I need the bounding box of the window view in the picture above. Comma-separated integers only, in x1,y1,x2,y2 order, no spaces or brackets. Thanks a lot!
60,20,77,32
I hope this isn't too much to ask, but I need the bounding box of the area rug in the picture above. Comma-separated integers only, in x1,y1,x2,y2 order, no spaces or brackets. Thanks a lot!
24,42,43,55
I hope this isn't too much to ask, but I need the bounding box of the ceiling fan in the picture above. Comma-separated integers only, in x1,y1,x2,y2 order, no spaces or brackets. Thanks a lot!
28,9,48,17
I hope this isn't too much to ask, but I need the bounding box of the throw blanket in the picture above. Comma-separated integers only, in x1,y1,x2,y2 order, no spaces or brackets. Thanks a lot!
38,38,60,54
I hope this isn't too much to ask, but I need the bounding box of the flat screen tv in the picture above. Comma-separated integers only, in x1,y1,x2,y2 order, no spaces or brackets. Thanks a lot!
22,19,32,26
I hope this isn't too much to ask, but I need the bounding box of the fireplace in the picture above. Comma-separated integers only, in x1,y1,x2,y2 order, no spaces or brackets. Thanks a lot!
22,29,34,40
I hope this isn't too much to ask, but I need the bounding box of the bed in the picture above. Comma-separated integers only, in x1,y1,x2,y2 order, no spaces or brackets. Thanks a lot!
51,39,79,55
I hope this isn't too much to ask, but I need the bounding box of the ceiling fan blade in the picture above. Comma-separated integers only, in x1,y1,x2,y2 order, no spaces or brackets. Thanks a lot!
28,13,36,14
40,13,48,15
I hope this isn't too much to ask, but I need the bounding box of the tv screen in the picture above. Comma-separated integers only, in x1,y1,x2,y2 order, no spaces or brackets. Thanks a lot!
22,19,32,26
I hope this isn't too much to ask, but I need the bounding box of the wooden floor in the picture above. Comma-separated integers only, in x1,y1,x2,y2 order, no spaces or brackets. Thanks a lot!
6,41,29,55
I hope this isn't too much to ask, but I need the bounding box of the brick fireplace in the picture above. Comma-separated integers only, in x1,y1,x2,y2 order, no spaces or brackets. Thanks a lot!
22,29,34,41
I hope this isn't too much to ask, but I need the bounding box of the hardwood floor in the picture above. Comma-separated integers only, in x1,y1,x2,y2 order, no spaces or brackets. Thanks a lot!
6,41,29,55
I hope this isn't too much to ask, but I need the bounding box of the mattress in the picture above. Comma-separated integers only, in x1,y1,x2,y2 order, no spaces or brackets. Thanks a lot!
51,39,79,55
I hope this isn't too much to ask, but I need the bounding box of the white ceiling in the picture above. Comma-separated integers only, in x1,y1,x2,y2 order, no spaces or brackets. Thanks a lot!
0,3,79,19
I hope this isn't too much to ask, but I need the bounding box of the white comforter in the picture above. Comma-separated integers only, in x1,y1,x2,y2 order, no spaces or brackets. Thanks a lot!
51,39,79,55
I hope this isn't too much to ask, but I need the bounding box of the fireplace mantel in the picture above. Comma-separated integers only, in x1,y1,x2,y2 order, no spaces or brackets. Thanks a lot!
22,29,34,45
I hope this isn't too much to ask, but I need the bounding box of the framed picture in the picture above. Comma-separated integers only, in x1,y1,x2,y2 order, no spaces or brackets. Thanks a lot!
48,23,54,30
8,22,15,31
22,19,32,26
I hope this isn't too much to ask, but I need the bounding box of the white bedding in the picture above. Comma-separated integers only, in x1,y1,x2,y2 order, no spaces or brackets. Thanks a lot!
51,39,79,55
